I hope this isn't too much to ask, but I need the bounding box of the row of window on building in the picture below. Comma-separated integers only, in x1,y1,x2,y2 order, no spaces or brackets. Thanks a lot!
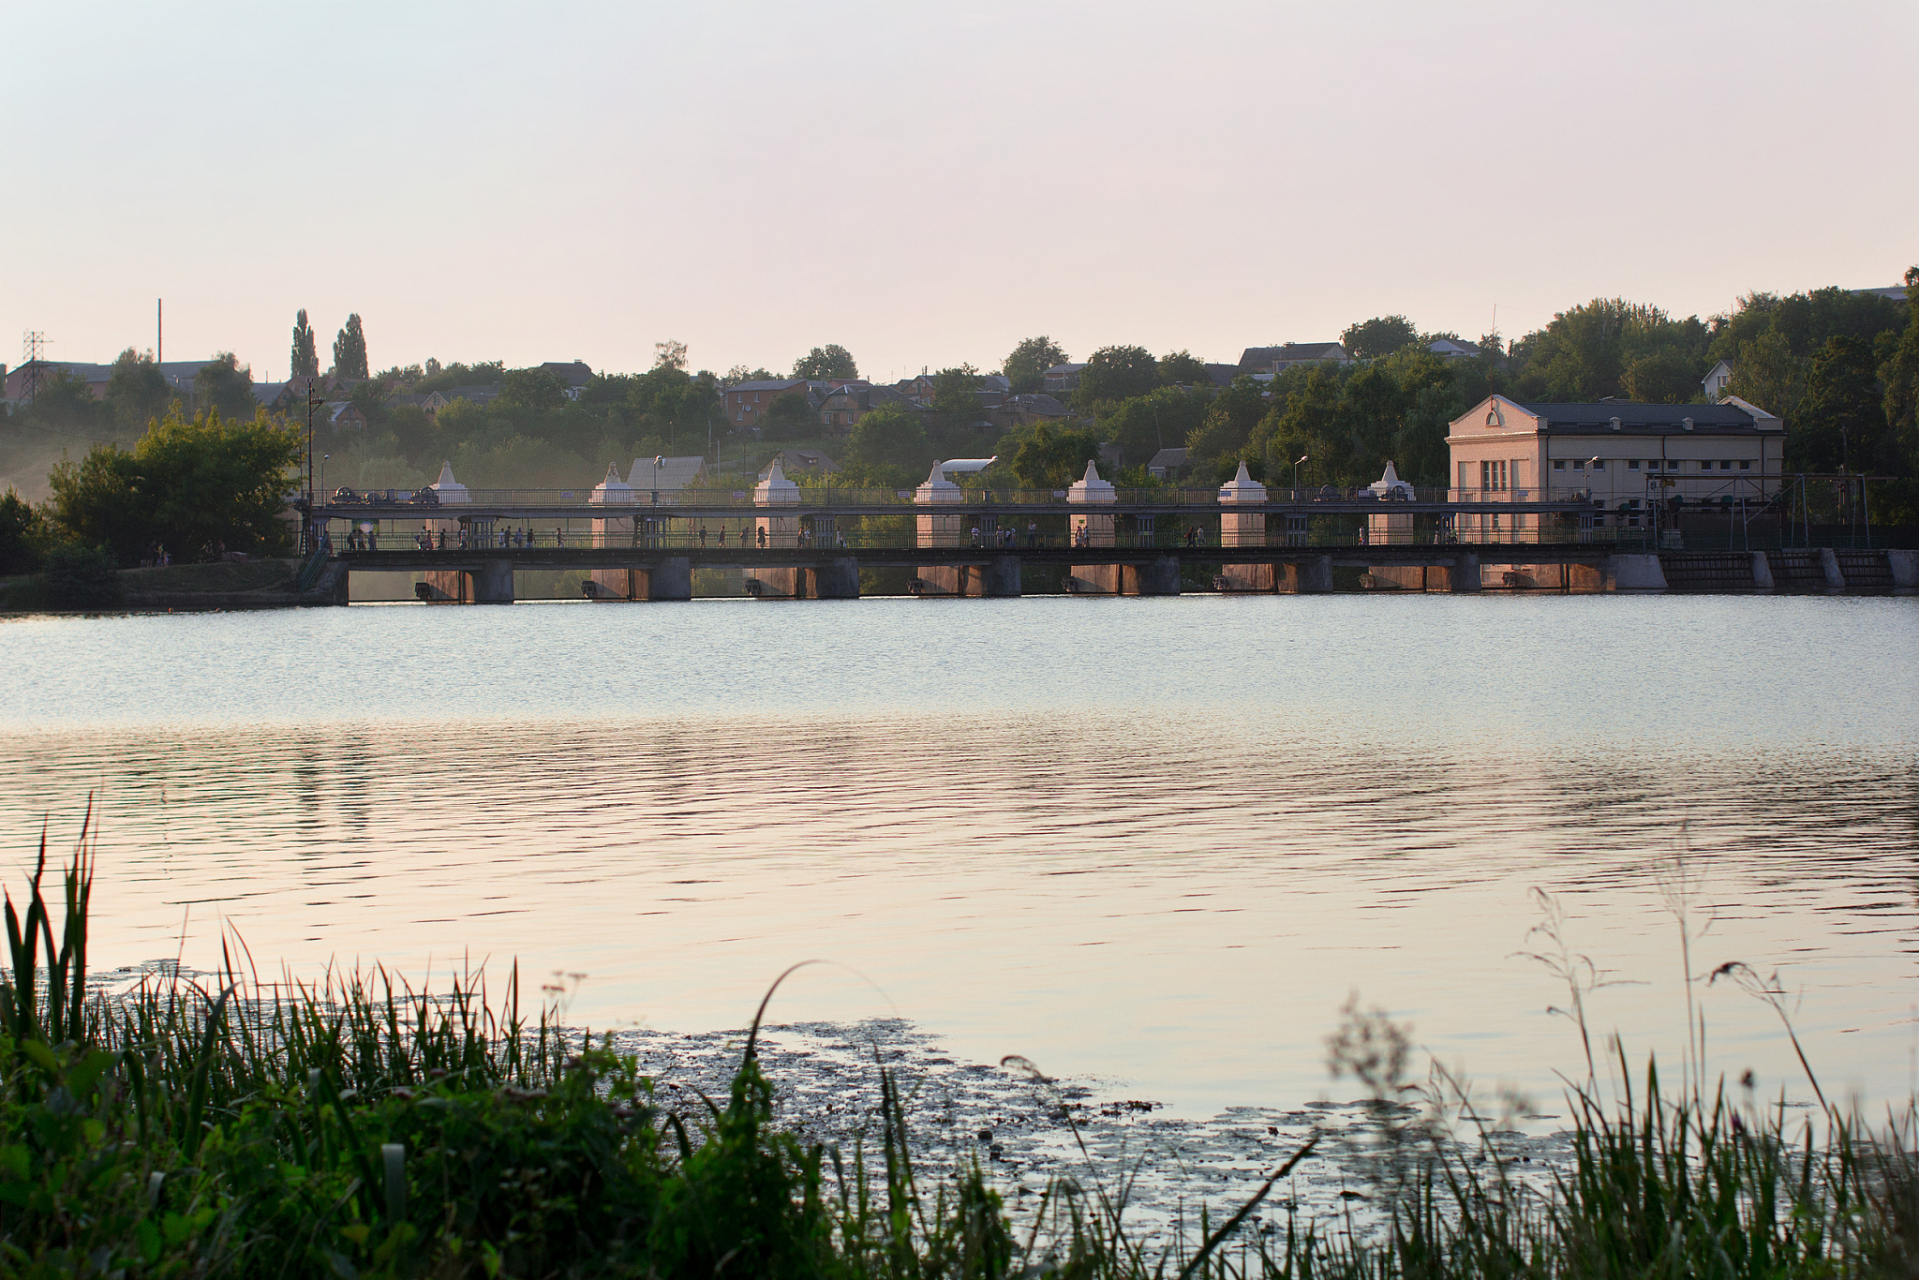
1551,459,1754,472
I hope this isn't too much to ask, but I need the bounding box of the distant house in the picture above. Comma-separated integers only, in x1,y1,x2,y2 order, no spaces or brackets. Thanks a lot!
817,383,918,438
439,384,501,410
1701,359,1734,400
627,455,708,493
724,378,808,432
4,360,117,402
2,357,248,405
1850,285,1910,305
988,393,1071,433
324,402,369,431
1147,447,1190,480
1203,363,1241,388
1238,342,1351,374
539,360,594,400
1427,338,1482,360
1099,442,1124,474
759,449,839,479
1043,363,1087,393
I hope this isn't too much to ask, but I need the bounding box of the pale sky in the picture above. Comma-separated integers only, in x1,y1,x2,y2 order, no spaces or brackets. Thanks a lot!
4,1,1913,384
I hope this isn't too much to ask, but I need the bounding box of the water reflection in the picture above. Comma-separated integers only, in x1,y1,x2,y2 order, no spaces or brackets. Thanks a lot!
0,596,1914,1115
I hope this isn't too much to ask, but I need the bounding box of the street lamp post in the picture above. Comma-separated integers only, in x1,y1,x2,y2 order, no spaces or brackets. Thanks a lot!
303,383,324,553
1293,454,1308,495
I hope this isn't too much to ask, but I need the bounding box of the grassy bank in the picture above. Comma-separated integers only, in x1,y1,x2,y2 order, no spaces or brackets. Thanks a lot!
3,823,1914,1278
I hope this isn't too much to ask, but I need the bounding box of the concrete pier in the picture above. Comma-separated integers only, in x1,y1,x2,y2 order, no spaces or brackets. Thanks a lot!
589,559,692,601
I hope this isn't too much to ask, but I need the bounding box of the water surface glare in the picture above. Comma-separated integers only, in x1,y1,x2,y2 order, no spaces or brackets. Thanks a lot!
1,595,1915,1115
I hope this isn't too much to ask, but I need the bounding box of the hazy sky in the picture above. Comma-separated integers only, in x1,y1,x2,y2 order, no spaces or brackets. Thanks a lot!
4,1,1913,383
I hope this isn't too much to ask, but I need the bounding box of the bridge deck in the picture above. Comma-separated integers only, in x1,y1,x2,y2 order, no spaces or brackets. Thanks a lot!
340,542,1628,572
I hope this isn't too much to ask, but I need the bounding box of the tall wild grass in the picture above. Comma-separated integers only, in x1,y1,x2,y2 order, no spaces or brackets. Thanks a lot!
1,812,1913,1277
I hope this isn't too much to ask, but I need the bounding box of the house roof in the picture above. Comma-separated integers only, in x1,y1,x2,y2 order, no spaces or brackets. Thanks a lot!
538,360,594,388
1148,447,1189,470
1043,362,1087,376
760,449,840,478
443,384,501,403
729,379,806,393
1239,342,1348,368
1453,396,1776,438
1427,338,1481,358
1204,363,1240,386
1002,393,1068,416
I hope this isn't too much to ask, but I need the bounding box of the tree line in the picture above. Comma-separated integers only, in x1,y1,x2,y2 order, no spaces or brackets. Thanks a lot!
5,271,1916,593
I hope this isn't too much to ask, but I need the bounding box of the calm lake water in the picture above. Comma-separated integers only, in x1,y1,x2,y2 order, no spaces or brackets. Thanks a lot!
1,594,1915,1116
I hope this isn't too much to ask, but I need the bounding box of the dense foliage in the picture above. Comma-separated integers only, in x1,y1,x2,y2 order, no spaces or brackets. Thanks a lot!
45,408,302,565
5,275,1917,521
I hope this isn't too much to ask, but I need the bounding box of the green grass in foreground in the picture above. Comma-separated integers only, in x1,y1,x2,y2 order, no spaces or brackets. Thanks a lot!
2,816,1915,1278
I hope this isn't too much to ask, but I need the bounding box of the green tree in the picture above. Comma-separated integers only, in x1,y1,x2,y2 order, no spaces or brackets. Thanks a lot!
38,541,123,608
47,408,303,564
1798,335,1885,473
1341,315,1420,360
1879,268,1919,459
333,314,369,379
1254,366,1348,486
1003,336,1067,393
929,366,982,419
350,378,394,425
841,403,932,482
1726,330,1806,426
1099,385,1207,467
1622,347,1702,404
106,349,171,430
761,390,817,441
499,367,568,412
1511,299,1708,401
792,344,858,379
18,369,106,432
290,309,319,378
0,488,45,575
654,339,688,371
1075,345,1159,406
1156,350,1209,385
415,360,504,394
1185,375,1268,468
195,353,257,420
1009,422,1103,489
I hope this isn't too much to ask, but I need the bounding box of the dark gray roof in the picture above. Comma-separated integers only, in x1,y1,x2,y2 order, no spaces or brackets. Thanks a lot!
1204,363,1240,386
1519,401,1765,434
1004,393,1068,415
1238,342,1348,369
1148,447,1189,468
729,379,805,393
538,360,594,387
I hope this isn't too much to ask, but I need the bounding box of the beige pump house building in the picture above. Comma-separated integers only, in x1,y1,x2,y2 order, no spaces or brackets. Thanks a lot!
1447,395,1784,537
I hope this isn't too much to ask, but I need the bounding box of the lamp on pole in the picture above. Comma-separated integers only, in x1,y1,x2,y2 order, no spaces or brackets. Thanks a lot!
303,382,325,553
1293,454,1309,494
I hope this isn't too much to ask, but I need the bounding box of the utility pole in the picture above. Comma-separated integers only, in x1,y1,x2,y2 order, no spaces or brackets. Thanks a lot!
157,299,163,365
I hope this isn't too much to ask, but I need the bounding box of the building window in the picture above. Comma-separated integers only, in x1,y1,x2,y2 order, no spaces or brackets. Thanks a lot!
1740,460,1752,470
1554,459,1566,470
1720,460,1733,470
1628,459,1640,470
1571,459,1584,471
1592,459,1605,470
